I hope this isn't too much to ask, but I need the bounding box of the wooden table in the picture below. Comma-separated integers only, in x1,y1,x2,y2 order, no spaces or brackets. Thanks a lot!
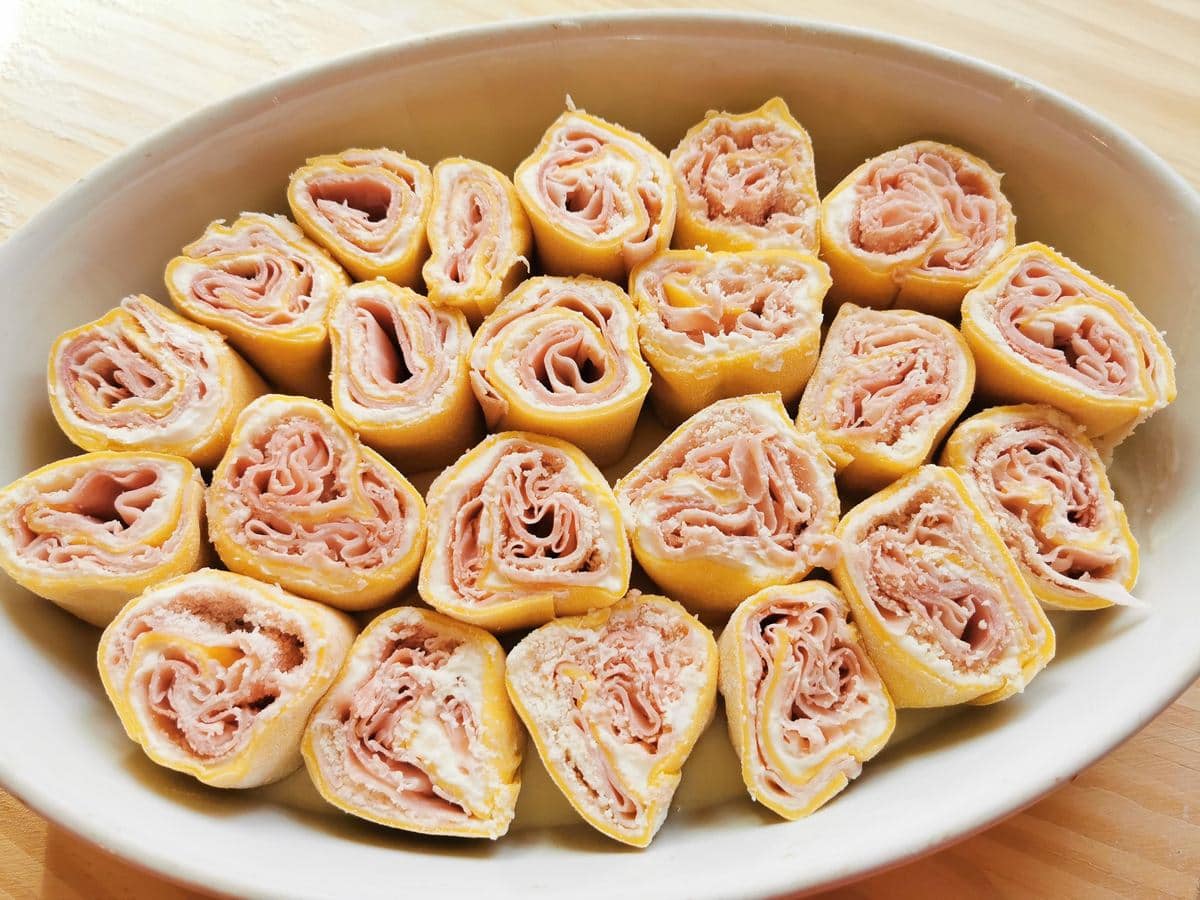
1,1,1197,897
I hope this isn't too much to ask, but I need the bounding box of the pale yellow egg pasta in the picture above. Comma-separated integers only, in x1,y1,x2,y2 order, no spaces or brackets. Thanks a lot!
0,451,206,627
328,278,481,472
423,157,533,326
468,275,650,466
833,466,1055,708
98,568,355,788
287,148,434,286
615,394,840,616
629,248,829,423
207,395,426,612
820,141,1015,317
719,581,895,820
670,97,820,254
420,431,630,632
48,294,267,468
164,213,349,396
514,108,676,281
960,242,1175,452
942,404,1140,610
506,592,718,847
796,302,975,493
304,606,523,839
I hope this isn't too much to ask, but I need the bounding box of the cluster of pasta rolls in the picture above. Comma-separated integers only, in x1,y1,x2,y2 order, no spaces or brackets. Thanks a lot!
1,95,1175,849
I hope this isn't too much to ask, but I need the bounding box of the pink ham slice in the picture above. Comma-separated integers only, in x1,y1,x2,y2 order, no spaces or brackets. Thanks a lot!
851,145,1006,273
223,416,415,571
994,256,1144,395
302,151,424,255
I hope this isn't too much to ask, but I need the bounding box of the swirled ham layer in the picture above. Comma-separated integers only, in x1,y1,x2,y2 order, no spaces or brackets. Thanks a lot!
737,586,891,813
617,395,839,577
168,214,341,329
516,111,674,269
469,277,647,423
846,143,1010,275
632,250,826,356
53,296,225,446
506,595,715,844
2,455,193,574
952,408,1138,606
671,100,819,251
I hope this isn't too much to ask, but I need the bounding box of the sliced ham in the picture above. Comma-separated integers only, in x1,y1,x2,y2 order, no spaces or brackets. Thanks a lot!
303,606,522,838
833,465,1055,708
718,582,894,820
287,148,433,285
207,395,426,612
798,303,974,492
419,431,629,632
616,394,839,615
669,97,820,253
0,451,206,626
514,109,676,281
943,404,1140,610
97,568,354,788
468,275,649,465
505,592,718,847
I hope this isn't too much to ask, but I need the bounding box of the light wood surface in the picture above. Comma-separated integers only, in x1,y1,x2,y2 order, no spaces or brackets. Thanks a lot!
1,1,1197,898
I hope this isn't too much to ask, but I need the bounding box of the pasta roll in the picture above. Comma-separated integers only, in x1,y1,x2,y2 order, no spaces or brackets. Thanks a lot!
303,606,523,839
820,141,1015,316
207,395,427,611
630,248,829,422
419,432,630,632
329,279,481,472
670,97,820,254
97,568,355,788
942,404,1139,610
797,303,975,492
0,452,206,627
514,108,675,281
423,157,533,326
165,213,348,396
287,148,433,285
468,275,650,466
506,592,718,847
48,294,266,468
718,582,895,820
960,243,1175,451
615,394,840,616
832,466,1055,707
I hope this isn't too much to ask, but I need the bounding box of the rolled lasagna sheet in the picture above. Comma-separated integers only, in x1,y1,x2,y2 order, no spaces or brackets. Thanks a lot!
942,404,1139,610
820,141,1015,316
165,213,348,396
960,243,1175,451
718,581,895,820
514,108,676,281
669,97,820,254
468,275,650,466
287,148,433,286
329,279,481,472
0,452,206,627
630,248,829,422
98,568,355,788
797,303,975,492
615,394,840,616
422,157,533,326
49,295,266,469
506,592,718,847
303,606,523,838
207,395,427,611
832,466,1055,707
419,431,630,632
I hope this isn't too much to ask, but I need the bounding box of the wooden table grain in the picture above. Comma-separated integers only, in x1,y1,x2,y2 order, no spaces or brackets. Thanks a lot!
0,1,1197,898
